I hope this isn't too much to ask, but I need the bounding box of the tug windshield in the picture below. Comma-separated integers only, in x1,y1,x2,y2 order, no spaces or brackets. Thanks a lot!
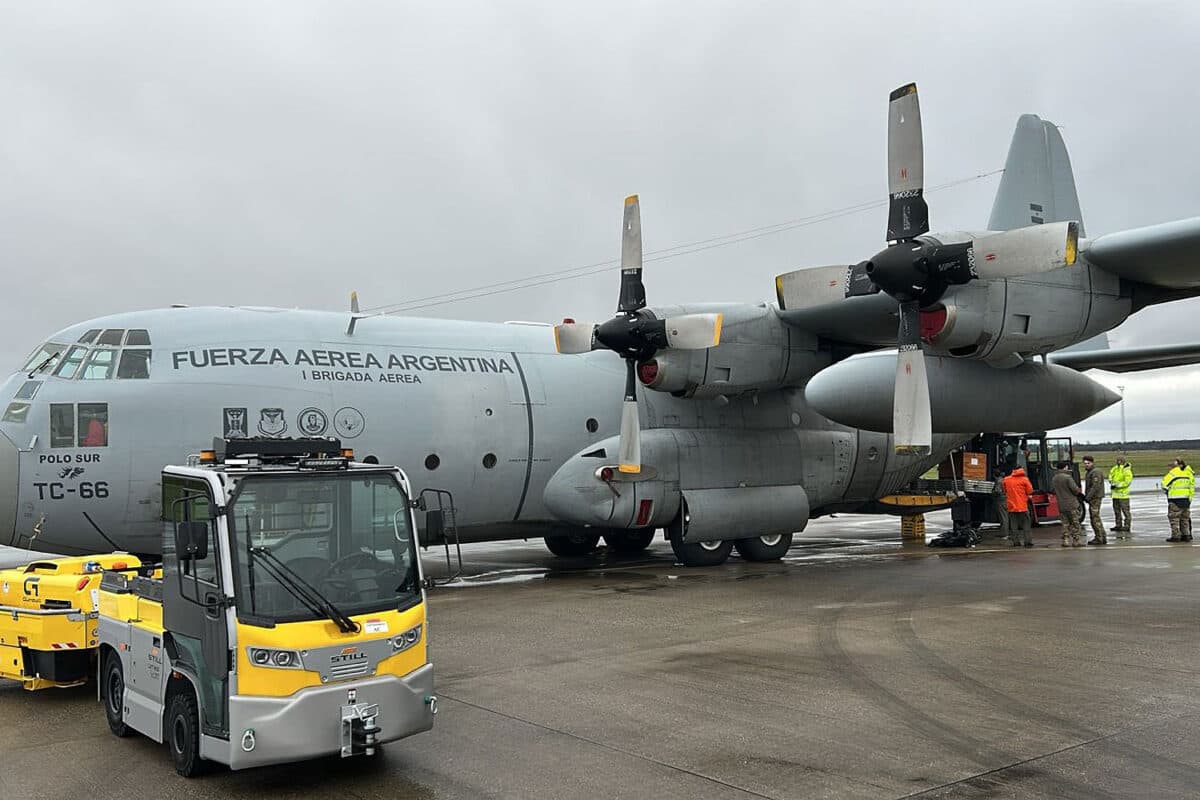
229,471,420,625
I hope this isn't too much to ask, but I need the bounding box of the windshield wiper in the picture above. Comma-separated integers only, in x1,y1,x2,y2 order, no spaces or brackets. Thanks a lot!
245,549,329,625
250,547,360,634
28,352,60,378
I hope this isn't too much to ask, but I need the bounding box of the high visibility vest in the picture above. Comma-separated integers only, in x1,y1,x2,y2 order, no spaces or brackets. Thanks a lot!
1108,464,1133,499
1163,467,1194,499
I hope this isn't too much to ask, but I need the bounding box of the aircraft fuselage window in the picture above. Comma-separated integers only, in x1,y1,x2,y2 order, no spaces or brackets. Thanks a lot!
21,342,66,373
54,346,89,379
124,329,151,346
78,403,108,447
2,403,30,424
14,381,42,400
80,349,116,380
77,329,101,344
117,349,151,379
50,403,75,448
97,329,125,346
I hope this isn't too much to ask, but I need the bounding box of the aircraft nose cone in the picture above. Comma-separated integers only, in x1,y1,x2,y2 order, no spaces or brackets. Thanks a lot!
0,430,17,547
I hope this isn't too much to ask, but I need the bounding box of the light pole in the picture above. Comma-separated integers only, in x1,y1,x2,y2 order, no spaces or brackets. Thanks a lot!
1117,385,1126,446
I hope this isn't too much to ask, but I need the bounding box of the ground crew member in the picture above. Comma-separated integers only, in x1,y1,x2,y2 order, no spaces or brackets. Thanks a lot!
1162,458,1194,542
991,468,1009,537
1051,462,1084,547
1108,456,1133,537
1082,456,1106,545
1003,466,1035,547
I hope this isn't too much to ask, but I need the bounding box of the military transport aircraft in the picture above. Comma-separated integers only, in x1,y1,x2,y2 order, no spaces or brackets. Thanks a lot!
2,84,1199,567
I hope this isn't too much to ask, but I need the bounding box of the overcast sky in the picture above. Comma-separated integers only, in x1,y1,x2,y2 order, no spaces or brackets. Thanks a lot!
2,1,1198,443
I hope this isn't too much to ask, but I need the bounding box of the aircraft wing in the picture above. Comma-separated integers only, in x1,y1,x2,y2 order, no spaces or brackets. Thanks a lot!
776,291,897,348
1084,217,1200,288
1049,342,1200,373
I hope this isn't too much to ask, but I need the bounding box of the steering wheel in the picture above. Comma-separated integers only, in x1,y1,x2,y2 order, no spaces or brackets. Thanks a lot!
322,551,400,601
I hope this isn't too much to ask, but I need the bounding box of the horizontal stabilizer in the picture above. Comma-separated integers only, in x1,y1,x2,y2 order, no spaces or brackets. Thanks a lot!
1084,217,1200,289
1049,342,1200,373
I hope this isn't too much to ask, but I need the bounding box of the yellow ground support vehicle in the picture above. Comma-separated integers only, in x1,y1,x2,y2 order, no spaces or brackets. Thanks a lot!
0,553,143,690
7,437,437,776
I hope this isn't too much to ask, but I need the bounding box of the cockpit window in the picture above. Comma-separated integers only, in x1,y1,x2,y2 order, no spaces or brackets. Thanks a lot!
117,349,151,379
124,329,151,346
54,346,89,379
50,404,74,448
22,343,66,373
14,381,42,400
97,329,125,346
77,329,101,344
78,403,108,447
2,403,29,424
80,349,116,380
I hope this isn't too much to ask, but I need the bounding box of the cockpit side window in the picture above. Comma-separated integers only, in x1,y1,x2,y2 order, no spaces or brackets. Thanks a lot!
97,329,124,346
78,403,108,447
124,329,151,346
116,349,151,379
54,346,89,379
80,349,116,380
77,329,101,344
50,404,75,448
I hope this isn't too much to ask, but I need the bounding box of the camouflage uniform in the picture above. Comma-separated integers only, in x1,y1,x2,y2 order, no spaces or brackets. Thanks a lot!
1083,463,1105,544
1051,469,1084,547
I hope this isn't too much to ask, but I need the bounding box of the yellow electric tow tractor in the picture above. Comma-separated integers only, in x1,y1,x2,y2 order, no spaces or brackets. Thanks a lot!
97,438,436,775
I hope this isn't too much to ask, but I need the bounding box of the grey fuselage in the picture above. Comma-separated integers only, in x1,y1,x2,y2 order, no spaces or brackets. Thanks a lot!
0,305,954,556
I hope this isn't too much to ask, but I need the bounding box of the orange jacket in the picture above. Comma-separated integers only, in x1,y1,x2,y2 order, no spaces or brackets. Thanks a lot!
1003,468,1034,512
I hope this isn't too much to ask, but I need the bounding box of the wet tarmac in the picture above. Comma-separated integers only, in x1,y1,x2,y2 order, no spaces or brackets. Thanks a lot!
1,496,1198,799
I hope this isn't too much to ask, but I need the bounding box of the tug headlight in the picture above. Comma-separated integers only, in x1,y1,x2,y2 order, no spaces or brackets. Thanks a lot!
248,647,301,669
392,625,422,652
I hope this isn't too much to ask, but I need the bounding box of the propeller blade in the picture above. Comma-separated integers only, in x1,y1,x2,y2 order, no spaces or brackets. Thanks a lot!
553,322,598,354
617,194,646,313
970,221,1080,279
893,300,932,455
617,360,641,473
775,265,854,311
886,83,929,242
663,313,723,349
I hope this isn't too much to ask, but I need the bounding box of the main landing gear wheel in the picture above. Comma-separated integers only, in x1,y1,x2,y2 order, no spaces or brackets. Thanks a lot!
544,532,601,557
734,532,794,562
102,652,130,737
167,688,206,777
603,529,656,555
667,504,732,567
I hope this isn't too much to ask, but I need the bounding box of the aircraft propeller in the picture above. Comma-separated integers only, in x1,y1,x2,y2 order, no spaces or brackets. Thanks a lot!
554,196,723,474
779,83,1079,455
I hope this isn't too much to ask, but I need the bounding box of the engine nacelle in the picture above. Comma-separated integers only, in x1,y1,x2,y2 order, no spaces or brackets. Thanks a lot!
638,303,816,397
805,351,1120,433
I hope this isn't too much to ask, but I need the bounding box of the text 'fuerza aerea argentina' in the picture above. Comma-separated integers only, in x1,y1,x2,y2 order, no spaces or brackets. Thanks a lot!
171,347,515,384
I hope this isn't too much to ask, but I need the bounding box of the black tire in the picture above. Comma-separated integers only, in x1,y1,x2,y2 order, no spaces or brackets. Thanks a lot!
166,689,205,777
543,532,601,557
603,529,656,555
733,532,794,562
102,652,130,738
667,505,732,566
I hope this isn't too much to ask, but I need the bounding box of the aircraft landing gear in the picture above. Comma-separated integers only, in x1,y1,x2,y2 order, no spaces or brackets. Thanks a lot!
603,529,656,555
734,532,794,562
667,504,732,566
543,532,601,557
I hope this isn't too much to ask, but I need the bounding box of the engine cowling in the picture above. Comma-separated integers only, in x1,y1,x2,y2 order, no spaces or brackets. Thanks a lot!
636,303,816,397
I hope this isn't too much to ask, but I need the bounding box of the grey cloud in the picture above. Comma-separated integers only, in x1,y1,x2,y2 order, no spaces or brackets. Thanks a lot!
3,1,1200,436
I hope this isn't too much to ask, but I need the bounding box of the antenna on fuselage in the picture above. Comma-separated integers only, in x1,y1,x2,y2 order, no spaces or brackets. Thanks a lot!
347,291,367,335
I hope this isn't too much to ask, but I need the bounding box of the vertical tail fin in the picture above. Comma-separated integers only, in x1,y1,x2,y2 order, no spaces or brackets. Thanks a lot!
988,114,1085,236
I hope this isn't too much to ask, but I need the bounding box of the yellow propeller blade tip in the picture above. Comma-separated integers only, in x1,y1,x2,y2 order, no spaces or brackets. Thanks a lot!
618,464,641,474
624,194,638,205
552,326,562,353
712,313,724,346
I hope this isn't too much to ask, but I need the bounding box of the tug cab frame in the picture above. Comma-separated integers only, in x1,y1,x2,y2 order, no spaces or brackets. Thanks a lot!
96,437,436,775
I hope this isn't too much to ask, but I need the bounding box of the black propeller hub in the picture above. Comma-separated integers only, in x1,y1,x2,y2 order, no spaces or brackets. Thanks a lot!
595,313,669,361
864,238,976,306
